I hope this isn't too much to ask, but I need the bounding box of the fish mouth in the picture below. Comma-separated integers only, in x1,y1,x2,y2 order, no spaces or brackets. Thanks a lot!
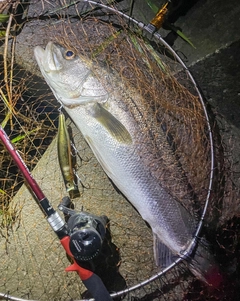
34,42,62,73
34,45,45,68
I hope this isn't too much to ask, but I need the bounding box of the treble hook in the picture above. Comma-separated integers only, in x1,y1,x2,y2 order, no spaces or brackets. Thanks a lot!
73,169,90,190
70,141,78,157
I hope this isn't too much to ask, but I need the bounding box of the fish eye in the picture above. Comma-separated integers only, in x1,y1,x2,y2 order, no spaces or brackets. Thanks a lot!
65,50,75,60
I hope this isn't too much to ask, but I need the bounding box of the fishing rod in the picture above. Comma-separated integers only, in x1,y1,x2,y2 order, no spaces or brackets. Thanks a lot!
0,125,113,301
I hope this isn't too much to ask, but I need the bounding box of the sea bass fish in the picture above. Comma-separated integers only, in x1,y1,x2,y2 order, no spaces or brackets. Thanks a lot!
34,42,221,286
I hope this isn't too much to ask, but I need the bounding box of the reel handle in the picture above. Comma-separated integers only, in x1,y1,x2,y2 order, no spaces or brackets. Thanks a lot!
61,236,113,301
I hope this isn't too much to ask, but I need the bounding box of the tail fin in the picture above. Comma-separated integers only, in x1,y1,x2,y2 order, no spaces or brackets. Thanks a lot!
153,234,222,287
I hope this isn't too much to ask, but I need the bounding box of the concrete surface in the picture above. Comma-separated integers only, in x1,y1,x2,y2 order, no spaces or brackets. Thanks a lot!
0,120,155,300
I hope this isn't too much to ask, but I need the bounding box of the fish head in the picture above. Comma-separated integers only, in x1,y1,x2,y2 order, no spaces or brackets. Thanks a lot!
34,42,108,107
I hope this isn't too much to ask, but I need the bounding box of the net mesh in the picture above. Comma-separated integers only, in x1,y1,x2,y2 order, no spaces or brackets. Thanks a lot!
0,1,239,300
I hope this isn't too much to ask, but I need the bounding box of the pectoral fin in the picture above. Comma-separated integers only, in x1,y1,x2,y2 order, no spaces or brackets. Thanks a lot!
91,103,132,144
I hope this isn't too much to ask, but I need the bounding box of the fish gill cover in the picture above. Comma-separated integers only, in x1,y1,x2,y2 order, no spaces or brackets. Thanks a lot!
0,1,239,301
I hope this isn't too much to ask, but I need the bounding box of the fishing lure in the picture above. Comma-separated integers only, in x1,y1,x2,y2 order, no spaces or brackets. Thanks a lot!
57,111,79,196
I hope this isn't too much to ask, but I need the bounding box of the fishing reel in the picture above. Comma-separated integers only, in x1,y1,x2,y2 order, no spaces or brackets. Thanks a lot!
58,197,108,262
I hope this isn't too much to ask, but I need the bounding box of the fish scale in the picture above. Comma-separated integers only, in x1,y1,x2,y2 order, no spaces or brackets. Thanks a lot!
34,41,221,286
